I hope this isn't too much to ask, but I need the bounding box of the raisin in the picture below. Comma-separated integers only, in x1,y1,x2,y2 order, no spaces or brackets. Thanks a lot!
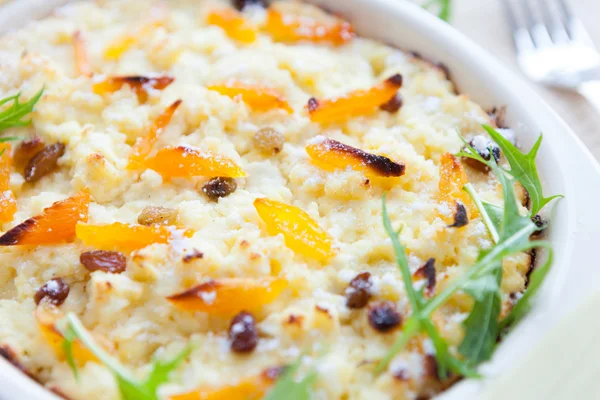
13,137,45,169
24,143,66,183
80,250,127,274
202,177,238,201
229,311,258,353
463,136,500,172
414,258,436,297
233,0,266,11
253,127,284,155
34,278,69,306
368,301,401,333
345,272,372,309
380,94,403,113
447,201,468,228
137,206,178,226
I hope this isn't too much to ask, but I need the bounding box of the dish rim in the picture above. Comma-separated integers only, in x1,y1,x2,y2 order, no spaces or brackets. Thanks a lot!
0,0,599,399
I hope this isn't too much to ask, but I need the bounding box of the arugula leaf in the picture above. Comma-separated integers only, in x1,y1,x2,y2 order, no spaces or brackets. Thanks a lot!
500,242,554,330
263,355,318,400
61,322,79,380
482,201,503,233
0,88,44,132
481,125,562,215
459,265,502,365
422,0,452,21
464,183,500,243
60,313,191,400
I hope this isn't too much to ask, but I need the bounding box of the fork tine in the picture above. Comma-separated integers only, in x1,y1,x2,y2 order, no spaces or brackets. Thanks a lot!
555,0,596,47
500,0,535,53
539,0,570,44
523,0,553,48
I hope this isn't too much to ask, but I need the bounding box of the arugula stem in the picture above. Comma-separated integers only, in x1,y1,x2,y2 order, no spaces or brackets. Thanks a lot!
463,183,500,244
374,317,421,374
422,223,536,316
65,313,137,382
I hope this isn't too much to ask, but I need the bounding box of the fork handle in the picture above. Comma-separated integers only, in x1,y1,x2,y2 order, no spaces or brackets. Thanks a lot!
578,81,600,115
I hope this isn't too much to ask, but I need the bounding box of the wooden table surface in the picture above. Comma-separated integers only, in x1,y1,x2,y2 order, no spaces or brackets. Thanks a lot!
452,0,600,160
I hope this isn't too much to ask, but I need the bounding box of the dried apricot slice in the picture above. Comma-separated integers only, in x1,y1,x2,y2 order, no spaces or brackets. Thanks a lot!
0,189,90,246
144,146,246,179
73,30,92,77
104,19,163,60
438,153,477,219
207,80,292,113
206,8,257,44
307,74,403,124
76,222,193,253
127,100,182,170
306,136,405,178
170,372,278,400
93,75,174,103
35,308,98,365
264,9,354,45
167,277,286,316
0,143,16,224
254,198,334,262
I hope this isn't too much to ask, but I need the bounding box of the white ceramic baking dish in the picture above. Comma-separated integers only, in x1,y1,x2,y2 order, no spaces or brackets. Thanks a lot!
0,0,599,399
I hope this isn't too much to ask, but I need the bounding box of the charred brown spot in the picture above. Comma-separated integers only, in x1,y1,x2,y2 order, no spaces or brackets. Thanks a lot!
315,305,332,319
233,0,266,10
286,314,304,326
531,214,547,238
0,218,37,245
424,354,441,381
229,311,258,353
202,177,238,201
13,137,45,170
463,136,501,172
393,368,410,381
80,250,127,274
448,202,468,228
0,345,37,381
414,258,436,297
380,93,403,113
345,271,372,309
307,97,319,112
24,143,66,183
368,301,402,333
34,278,69,306
137,206,179,226
183,249,204,263
436,62,451,81
385,73,403,87
262,365,287,382
114,75,174,91
325,138,405,177
166,280,220,301
488,106,508,129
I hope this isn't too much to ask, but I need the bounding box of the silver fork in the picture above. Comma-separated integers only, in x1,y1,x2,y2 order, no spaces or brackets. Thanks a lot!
501,0,600,112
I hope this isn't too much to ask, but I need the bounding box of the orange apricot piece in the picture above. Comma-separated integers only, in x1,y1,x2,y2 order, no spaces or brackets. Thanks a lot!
73,30,92,77
264,9,354,45
0,143,17,224
254,198,334,262
206,8,257,44
35,307,99,365
0,189,90,246
170,367,284,400
127,99,182,170
307,74,403,124
93,75,174,103
167,277,286,316
144,146,246,179
306,136,405,178
76,222,193,253
104,19,163,60
438,153,477,219
207,80,292,113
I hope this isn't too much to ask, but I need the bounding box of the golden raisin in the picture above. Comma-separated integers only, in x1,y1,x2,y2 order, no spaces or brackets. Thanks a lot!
253,128,284,155
34,278,69,306
24,143,66,183
80,250,127,274
137,206,179,226
202,177,238,201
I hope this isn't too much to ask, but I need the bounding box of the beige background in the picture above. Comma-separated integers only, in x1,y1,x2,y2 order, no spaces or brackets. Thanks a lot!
451,0,600,159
